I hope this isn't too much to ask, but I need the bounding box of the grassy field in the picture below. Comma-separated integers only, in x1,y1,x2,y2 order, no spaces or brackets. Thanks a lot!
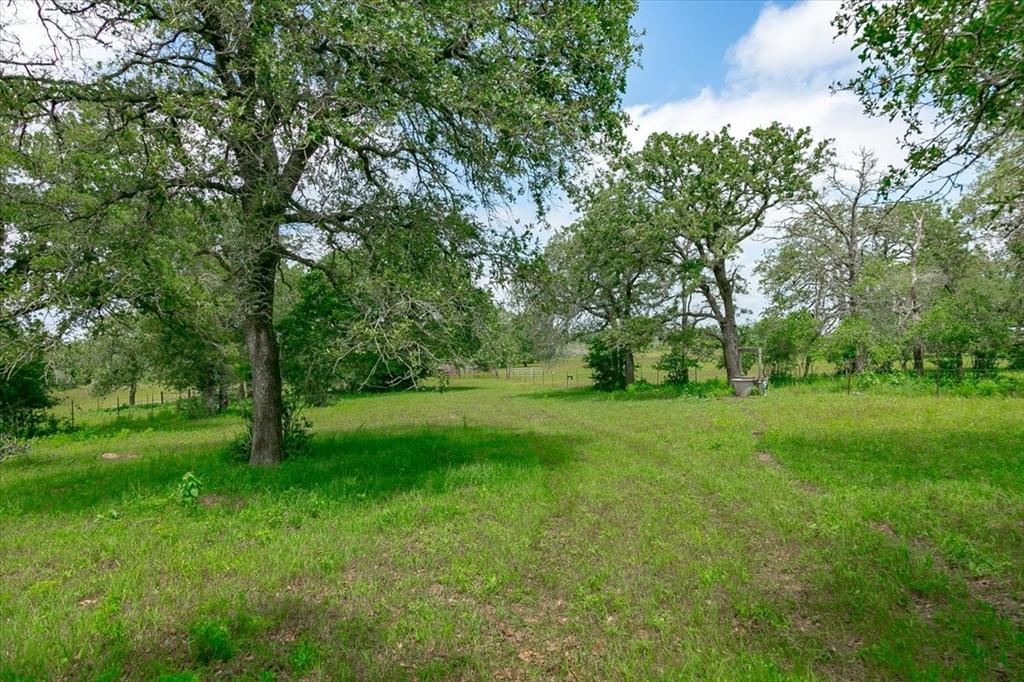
2,378,1022,680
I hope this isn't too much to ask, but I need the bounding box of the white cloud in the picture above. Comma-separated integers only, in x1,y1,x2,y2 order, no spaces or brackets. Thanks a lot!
626,85,908,173
726,0,855,85
626,0,906,167
624,0,914,319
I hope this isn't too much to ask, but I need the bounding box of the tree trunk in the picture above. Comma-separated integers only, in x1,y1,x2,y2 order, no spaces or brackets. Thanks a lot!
623,348,635,386
246,312,284,465
853,352,866,374
721,321,741,381
129,383,137,406
909,212,925,378
202,384,218,414
913,345,924,376
711,261,742,381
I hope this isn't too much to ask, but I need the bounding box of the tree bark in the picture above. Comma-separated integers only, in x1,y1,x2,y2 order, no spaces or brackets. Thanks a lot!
853,354,866,374
623,347,635,386
238,197,286,464
129,382,137,406
721,321,741,380
246,312,285,465
710,261,742,381
202,384,218,414
910,214,925,378
242,238,285,465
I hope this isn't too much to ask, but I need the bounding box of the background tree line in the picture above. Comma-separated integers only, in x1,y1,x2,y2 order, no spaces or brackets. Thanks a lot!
530,133,1022,390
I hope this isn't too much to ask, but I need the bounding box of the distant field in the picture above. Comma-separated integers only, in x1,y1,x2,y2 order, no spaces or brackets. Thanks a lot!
55,383,188,421
5,378,1023,679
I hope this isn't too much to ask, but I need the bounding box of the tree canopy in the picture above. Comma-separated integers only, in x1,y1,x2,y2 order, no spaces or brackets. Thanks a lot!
1,0,640,463
836,0,1024,191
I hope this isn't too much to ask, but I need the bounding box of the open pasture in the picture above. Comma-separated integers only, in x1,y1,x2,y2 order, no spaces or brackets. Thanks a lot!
3,380,1022,680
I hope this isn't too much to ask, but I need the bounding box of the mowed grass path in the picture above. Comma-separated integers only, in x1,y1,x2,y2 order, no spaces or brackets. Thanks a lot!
2,381,1022,680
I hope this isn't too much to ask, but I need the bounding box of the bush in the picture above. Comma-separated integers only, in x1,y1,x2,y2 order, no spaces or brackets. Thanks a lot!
609,378,731,399
176,397,213,420
0,359,58,438
780,370,1024,397
176,472,201,506
655,342,697,385
584,335,626,391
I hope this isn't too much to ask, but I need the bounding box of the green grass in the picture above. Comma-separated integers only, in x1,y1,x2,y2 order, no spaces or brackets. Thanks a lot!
2,379,1022,679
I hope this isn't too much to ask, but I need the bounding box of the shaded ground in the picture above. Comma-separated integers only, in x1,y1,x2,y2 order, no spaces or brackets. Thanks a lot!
2,380,1022,680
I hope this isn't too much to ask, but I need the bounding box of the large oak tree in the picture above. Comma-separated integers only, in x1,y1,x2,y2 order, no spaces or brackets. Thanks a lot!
637,124,829,380
1,0,638,463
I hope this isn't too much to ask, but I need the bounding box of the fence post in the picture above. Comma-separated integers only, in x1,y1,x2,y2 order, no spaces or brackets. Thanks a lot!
70,399,74,428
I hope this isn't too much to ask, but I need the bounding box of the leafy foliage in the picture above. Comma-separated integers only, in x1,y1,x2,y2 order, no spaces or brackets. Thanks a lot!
835,0,1024,190
584,333,628,392
175,472,202,507
636,123,830,379
748,311,821,378
0,359,57,437
821,316,876,373
543,177,674,385
277,224,494,403
655,329,707,385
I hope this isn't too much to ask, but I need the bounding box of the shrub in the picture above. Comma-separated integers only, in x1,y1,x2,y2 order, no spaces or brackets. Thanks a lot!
0,359,58,438
655,342,697,385
176,397,213,420
612,378,731,399
584,335,626,391
176,472,201,506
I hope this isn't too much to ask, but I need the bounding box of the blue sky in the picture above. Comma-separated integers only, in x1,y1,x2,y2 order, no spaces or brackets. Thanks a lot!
624,1,790,108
